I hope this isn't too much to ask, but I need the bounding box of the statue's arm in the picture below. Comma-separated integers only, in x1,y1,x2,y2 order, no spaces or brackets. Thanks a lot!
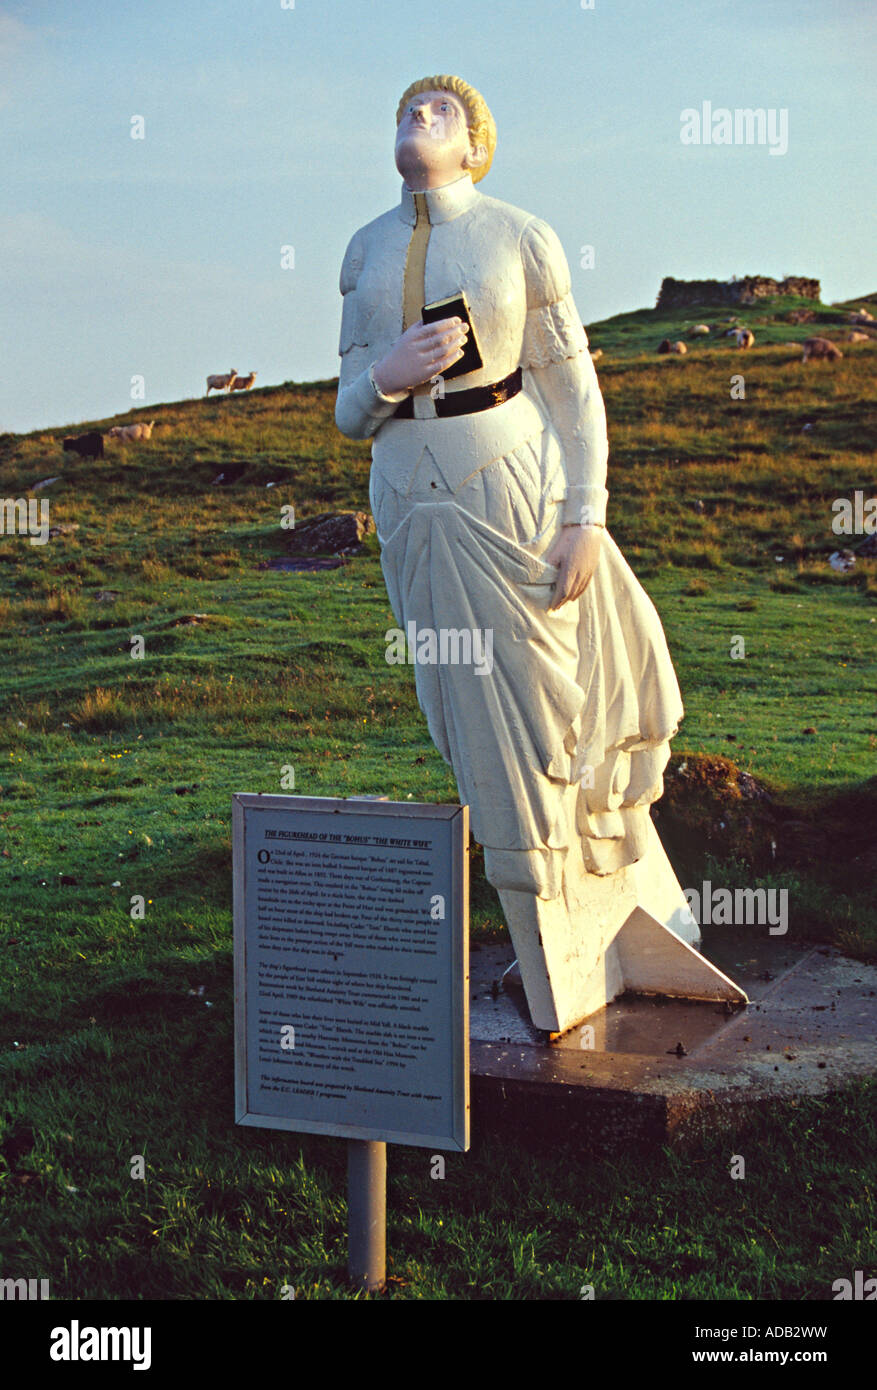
520,218,609,528
528,352,609,527
536,352,608,607
334,230,407,441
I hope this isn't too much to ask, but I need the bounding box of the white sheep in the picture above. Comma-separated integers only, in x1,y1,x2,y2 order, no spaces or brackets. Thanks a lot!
230,371,257,391
108,421,155,441
206,370,238,394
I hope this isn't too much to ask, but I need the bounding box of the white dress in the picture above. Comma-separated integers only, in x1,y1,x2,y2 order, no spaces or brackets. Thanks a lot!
336,175,683,900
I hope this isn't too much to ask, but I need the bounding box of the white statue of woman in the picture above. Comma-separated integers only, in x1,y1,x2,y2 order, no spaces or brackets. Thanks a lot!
335,75,745,1031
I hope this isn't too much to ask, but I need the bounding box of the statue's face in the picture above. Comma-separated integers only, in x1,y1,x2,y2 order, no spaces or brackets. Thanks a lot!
394,90,478,188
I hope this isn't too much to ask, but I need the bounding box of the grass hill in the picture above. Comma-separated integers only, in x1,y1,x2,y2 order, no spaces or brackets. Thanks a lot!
0,291,875,1299
1,291,875,950
587,290,877,358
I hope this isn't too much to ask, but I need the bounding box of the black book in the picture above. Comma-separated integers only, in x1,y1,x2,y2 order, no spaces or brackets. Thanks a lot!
421,291,484,381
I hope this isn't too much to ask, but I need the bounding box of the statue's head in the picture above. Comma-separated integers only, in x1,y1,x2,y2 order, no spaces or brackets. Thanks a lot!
394,74,496,188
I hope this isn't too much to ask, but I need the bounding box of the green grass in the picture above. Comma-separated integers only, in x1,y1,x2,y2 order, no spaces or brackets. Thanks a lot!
588,290,877,359
2,1024,874,1299
0,296,875,1298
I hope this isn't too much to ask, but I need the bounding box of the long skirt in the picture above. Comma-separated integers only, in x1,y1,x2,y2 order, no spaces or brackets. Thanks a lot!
369,416,684,901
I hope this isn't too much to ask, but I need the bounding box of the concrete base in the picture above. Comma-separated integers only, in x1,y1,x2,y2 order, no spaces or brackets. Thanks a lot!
497,814,747,1032
469,937,877,1150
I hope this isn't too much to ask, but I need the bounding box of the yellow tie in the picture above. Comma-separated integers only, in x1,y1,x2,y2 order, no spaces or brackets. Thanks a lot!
402,191,431,333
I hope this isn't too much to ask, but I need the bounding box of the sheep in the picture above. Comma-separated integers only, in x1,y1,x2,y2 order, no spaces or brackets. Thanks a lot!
62,431,104,459
848,331,870,344
688,324,711,337
108,421,155,441
206,370,238,394
230,371,257,391
802,337,843,363
658,339,687,355
735,329,755,349
589,349,603,361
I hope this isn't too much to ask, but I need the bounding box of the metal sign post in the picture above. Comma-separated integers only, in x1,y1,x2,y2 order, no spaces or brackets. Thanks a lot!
347,1139,387,1293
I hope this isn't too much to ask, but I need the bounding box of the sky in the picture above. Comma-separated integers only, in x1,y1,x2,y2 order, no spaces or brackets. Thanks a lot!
0,0,873,436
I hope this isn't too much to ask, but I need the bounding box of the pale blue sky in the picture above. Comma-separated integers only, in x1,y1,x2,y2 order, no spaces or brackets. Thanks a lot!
0,0,873,435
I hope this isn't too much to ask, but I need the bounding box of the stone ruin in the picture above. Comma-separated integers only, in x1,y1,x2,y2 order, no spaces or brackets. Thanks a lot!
657,275,821,309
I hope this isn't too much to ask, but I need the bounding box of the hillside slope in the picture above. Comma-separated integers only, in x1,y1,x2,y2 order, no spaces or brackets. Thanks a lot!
586,291,877,358
0,296,874,961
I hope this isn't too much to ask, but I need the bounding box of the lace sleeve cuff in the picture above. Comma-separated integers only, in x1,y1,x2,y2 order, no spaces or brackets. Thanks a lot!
335,363,401,441
561,483,609,528
522,292,589,368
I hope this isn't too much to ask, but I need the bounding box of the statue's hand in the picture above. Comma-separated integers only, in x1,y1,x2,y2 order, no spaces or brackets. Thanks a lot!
545,524,603,610
372,317,469,396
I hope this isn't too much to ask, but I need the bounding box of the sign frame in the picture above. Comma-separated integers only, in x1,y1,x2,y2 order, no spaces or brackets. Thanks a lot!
233,793,469,1151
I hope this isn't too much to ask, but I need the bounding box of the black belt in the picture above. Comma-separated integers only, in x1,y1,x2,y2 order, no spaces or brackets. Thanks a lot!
393,367,522,419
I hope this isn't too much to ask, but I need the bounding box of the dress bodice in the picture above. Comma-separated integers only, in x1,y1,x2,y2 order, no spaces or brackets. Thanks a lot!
336,174,609,526
340,175,588,393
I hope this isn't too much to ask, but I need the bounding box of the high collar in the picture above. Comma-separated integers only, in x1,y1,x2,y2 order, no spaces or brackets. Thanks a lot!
399,174,479,226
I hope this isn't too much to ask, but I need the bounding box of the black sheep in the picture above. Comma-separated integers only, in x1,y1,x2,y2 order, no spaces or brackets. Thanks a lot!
62,431,104,459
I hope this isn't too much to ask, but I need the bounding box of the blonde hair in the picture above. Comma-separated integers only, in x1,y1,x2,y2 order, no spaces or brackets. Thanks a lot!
396,75,496,183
